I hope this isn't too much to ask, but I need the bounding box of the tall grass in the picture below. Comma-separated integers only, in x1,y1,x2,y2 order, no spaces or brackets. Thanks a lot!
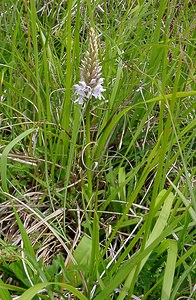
0,0,195,299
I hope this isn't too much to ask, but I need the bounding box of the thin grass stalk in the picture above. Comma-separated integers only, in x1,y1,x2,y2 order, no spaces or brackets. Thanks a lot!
51,0,73,178
94,212,186,300
101,135,162,258
142,53,183,257
30,0,43,120
8,4,22,119
23,0,31,70
118,191,174,299
60,0,73,161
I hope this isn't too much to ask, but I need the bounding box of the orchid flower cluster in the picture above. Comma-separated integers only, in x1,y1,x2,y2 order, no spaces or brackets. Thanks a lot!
74,27,105,105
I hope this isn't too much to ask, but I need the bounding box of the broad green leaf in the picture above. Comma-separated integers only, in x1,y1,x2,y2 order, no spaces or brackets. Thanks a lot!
68,236,92,286
0,282,25,293
161,240,178,300
0,279,12,300
146,191,174,248
18,282,88,300
73,236,92,267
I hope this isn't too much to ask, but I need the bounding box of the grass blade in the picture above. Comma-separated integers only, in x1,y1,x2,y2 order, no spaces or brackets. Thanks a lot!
18,282,88,300
0,128,36,192
0,279,12,300
161,240,178,300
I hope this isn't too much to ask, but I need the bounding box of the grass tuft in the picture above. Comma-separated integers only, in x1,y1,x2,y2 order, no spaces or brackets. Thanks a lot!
0,0,195,299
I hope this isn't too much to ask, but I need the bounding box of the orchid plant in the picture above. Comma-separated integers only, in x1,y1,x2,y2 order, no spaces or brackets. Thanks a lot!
73,26,105,200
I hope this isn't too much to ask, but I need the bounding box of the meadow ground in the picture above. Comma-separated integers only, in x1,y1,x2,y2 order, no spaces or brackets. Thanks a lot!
0,1,195,299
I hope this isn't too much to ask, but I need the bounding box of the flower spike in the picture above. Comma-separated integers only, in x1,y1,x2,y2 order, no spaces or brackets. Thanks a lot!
74,27,105,105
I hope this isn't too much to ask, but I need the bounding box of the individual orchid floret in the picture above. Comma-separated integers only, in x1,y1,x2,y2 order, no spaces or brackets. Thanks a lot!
74,27,105,105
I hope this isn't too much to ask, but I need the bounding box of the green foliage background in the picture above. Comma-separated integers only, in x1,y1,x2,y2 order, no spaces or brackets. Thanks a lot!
0,0,195,299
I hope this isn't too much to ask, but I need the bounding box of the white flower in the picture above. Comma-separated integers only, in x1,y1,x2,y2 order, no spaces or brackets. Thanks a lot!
74,82,86,96
92,81,105,99
73,27,105,105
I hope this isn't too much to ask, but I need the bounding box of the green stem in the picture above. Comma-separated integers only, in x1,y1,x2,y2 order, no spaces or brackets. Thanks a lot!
63,104,82,232
85,101,93,203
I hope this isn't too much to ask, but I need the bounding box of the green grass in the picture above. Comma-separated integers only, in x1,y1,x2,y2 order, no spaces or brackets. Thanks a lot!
0,0,195,299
